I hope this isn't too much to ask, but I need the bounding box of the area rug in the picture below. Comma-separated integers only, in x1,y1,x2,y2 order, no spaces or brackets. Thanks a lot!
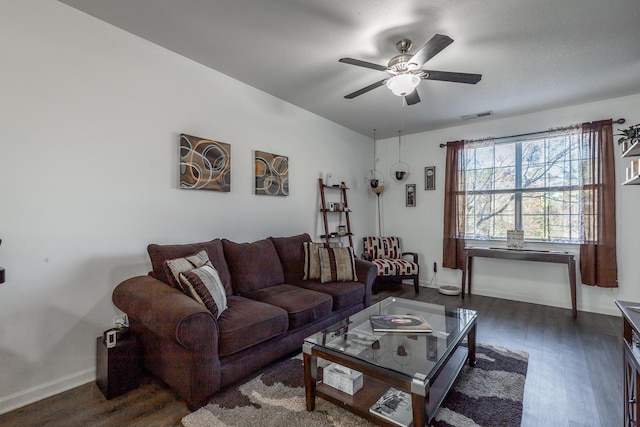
182,343,528,427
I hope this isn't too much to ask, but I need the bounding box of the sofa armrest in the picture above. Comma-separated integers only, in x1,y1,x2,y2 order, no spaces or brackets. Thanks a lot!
112,275,218,352
402,251,419,264
355,258,377,307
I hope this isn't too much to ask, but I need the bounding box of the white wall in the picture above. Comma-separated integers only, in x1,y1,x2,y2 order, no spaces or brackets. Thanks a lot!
377,93,640,317
0,0,374,413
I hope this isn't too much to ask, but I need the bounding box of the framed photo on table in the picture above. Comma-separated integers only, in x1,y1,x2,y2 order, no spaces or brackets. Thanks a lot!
425,166,436,190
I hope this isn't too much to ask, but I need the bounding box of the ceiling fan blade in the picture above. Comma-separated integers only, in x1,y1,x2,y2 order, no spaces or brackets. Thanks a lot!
408,34,454,68
423,70,482,84
339,57,388,72
344,79,387,99
405,90,421,105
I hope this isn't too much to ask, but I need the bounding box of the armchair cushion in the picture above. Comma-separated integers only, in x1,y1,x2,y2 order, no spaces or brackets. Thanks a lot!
363,237,402,260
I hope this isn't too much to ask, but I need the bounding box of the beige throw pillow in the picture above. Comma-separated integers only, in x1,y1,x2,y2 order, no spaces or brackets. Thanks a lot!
303,241,341,280
318,246,358,283
163,249,210,290
179,263,227,318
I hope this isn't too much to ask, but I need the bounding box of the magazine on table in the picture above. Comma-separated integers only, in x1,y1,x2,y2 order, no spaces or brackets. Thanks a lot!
369,314,432,333
369,387,413,427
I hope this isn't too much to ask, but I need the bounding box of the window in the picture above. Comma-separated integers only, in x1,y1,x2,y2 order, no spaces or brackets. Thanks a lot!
459,128,586,243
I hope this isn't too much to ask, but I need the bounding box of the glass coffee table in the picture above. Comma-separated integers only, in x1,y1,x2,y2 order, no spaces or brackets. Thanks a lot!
303,297,477,426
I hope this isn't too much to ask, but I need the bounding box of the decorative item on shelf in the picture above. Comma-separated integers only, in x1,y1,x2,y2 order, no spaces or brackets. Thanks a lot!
425,166,436,190
506,230,524,249
103,325,130,349
405,184,416,207
390,130,410,181
615,122,639,146
337,225,347,236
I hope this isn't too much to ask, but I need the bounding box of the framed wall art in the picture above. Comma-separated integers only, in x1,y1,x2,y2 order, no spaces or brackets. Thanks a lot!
425,166,436,190
406,184,416,207
255,150,289,196
179,134,231,192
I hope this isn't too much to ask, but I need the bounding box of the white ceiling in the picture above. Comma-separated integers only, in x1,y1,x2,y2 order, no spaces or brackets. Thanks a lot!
57,0,640,139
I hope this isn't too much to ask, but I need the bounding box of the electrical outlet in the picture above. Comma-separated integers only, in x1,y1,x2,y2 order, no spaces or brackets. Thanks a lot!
433,262,437,273
113,314,128,328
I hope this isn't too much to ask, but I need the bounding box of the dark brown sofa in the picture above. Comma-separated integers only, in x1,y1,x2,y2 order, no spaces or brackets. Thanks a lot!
112,233,376,409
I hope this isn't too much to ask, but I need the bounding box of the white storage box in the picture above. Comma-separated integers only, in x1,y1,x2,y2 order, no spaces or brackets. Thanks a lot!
323,363,363,395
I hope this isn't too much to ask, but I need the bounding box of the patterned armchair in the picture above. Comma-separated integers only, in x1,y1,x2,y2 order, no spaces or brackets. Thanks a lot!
362,237,419,294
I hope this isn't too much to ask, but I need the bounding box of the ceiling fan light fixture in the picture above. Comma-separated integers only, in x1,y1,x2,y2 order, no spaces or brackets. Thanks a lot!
386,73,420,96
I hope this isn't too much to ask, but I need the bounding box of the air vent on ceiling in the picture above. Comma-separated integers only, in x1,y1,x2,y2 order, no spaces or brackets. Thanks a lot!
461,111,493,120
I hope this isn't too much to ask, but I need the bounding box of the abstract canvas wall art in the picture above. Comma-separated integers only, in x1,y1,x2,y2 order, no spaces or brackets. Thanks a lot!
180,134,231,192
255,150,289,196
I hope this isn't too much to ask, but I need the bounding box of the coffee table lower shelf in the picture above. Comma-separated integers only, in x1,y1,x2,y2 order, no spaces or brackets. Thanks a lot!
313,346,469,426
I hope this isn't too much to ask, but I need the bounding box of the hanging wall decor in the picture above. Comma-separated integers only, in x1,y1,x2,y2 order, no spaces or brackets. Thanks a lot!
179,134,231,192
406,184,416,207
390,130,410,181
425,166,436,190
255,150,289,196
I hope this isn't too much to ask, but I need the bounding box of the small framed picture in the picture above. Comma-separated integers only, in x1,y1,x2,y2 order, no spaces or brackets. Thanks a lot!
406,184,416,207
425,166,436,190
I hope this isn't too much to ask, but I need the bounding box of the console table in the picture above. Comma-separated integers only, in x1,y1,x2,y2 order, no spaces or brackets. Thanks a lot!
461,247,577,318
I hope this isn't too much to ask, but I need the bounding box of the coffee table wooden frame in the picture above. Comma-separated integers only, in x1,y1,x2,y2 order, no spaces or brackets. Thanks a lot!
303,307,476,426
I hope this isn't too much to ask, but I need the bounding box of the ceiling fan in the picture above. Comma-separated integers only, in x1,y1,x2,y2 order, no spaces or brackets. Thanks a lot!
339,34,482,105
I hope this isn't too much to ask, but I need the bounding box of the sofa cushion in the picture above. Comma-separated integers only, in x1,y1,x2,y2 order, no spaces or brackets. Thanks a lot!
164,249,209,290
243,284,332,329
318,247,358,283
222,238,285,294
295,280,365,312
148,239,232,295
216,295,289,357
303,241,342,280
179,263,228,318
269,233,312,283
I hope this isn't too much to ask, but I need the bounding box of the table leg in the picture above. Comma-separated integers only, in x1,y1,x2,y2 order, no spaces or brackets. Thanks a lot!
411,392,427,427
461,252,468,299
303,352,317,411
466,255,473,297
468,322,477,367
568,259,577,318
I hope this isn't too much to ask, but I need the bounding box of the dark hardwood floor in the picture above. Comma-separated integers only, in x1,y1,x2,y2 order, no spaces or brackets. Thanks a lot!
0,285,623,426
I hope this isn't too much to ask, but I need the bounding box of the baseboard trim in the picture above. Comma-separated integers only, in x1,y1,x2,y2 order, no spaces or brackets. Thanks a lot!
425,283,619,317
0,368,95,415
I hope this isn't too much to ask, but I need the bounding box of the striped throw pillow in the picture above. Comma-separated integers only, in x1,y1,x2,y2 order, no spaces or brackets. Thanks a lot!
318,247,358,283
303,241,341,280
179,262,227,318
164,250,210,290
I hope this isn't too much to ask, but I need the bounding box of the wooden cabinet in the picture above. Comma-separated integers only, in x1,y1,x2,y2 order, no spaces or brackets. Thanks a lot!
96,335,140,399
318,178,353,247
616,301,640,426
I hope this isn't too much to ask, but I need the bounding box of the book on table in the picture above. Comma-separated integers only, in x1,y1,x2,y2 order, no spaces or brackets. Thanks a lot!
369,314,432,333
369,387,413,427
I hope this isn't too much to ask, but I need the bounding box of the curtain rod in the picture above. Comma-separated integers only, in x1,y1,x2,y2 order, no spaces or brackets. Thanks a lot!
438,118,626,148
